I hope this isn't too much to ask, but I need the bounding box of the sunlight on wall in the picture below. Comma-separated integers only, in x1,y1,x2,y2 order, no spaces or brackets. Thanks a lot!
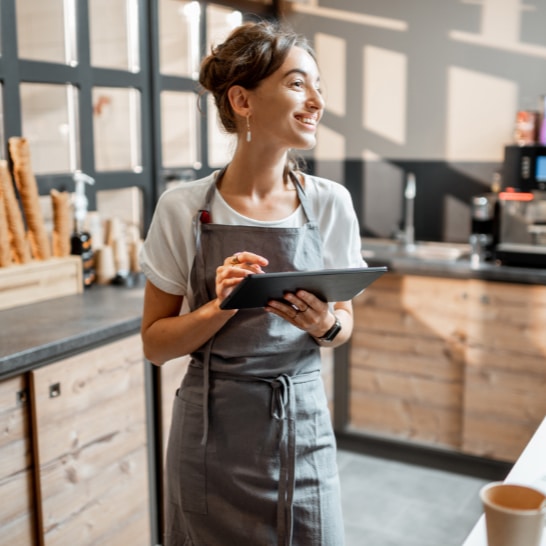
314,125,345,183
363,46,407,146
446,67,517,162
316,123,345,160
315,33,346,117
291,1,408,31
450,0,546,59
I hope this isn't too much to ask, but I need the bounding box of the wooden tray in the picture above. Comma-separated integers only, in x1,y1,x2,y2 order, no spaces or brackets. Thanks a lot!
0,256,83,311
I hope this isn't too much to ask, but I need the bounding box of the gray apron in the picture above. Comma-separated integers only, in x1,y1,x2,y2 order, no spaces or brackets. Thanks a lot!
164,171,344,546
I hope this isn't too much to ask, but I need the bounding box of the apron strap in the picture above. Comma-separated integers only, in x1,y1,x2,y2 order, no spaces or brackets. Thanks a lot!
288,170,316,225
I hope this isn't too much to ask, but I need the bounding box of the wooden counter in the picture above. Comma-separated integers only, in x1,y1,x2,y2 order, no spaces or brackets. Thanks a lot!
0,284,152,545
2,263,545,543
349,273,546,462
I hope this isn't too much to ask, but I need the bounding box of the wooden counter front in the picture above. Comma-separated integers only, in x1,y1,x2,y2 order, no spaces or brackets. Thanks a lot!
350,273,546,462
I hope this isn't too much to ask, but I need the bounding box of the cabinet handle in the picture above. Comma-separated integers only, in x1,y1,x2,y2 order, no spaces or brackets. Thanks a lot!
49,382,61,398
16,389,28,405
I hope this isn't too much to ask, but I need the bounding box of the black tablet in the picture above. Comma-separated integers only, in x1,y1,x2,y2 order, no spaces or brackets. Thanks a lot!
219,266,388,310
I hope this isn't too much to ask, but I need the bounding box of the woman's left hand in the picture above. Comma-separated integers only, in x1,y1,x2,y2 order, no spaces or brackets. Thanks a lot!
265,290,334,339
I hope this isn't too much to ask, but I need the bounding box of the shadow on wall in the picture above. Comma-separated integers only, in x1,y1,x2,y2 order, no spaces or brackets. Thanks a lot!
289,1,546,243
309,158,496,244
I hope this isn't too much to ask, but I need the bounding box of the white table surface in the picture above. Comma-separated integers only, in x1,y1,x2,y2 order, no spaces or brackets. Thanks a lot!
462,417,546,546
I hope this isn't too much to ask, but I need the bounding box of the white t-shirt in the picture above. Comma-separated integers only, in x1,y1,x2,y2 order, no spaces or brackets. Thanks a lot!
140,171,365,305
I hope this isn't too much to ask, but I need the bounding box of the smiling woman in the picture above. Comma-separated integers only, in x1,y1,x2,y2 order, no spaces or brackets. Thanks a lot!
139,19,366,546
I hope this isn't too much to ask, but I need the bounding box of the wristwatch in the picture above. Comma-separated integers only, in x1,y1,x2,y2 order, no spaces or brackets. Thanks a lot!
317,315,342,343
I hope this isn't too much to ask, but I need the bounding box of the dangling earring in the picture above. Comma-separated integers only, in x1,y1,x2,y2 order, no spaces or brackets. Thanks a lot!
246,115,252,143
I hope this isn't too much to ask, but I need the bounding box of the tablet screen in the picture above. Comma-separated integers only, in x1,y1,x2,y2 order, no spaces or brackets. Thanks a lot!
219,266,387,310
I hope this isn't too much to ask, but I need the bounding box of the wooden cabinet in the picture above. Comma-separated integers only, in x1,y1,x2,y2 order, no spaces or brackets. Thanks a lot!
26,334,151,545
350,274,466,449
463,280,546,461
0,374,36,544
350,273,546,462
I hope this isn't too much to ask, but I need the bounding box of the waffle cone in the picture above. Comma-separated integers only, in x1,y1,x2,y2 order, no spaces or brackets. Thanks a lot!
50,189,71,257
9,137,51,260
0,159,32,264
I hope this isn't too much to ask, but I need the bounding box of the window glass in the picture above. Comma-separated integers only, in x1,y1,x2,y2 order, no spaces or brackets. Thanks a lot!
89,0,139,72
203,5,241,168
207,94,233,168
160,91,200,168
16,0,76,65
206,4,242,52
93,87,142,172
158,0,200,78
20,83,80,174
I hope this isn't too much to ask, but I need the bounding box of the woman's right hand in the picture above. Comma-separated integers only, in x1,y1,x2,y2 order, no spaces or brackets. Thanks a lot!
215,251,269,303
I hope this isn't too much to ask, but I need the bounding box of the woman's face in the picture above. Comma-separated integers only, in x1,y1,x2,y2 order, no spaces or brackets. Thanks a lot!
248,45,325,151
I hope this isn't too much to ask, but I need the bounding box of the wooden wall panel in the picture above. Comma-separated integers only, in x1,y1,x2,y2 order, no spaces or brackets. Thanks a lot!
30,334,151,546
0,374,36,544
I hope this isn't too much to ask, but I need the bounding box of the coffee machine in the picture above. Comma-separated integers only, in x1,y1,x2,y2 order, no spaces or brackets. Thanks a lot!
494,144,546,267
470,193,498,263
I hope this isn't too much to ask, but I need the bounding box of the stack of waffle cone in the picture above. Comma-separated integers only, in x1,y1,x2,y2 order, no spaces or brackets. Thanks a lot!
0,180,11,267
50,189,71,257
0,159,32,265
8,137,51,260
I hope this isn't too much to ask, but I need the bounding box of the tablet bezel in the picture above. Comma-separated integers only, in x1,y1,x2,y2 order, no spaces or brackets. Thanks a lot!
219,266,387,310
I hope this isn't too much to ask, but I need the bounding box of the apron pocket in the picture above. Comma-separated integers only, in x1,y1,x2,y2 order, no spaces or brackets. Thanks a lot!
167,390,208,515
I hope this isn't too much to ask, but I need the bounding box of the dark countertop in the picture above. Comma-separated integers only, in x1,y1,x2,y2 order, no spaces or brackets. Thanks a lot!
0,283,145,380
361,238,546,285
2,243,545,381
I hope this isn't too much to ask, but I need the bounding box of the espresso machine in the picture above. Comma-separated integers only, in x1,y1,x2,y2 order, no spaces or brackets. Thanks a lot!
494,144,546,267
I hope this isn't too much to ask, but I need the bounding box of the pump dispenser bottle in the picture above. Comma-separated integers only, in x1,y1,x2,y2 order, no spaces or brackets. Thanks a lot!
71,172,96,287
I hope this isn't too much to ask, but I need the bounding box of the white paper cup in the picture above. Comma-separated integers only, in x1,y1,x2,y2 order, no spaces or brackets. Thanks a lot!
480,482,546,546
95,245,116,284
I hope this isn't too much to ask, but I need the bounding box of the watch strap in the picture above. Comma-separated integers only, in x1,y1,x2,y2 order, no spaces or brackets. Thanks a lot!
317,315,342,342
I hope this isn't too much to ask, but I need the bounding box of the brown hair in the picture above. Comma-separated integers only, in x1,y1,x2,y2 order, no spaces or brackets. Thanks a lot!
199,20,316,135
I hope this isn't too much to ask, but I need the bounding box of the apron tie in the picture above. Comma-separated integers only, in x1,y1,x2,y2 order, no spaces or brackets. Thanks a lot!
189,367,319,546
271,373,296,546
200,337,214,446
270,374,291,420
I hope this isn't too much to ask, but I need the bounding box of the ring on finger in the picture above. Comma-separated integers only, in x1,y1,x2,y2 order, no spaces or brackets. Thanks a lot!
231,254,240,265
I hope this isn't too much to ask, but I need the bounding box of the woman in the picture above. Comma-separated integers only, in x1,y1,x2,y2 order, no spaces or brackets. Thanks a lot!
140,20,365,546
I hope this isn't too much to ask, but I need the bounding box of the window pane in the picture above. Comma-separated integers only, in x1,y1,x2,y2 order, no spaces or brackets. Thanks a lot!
160,91,200,168
16,0,76,65
159,0,200,78
206,4,242,52
205,5,241,168
20,83,79,174
89,0,140,72
93,87,142,172
207,94,233,168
